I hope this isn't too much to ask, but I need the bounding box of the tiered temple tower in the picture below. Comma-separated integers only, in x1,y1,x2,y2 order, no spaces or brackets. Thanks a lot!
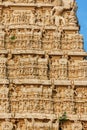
0,0,87,129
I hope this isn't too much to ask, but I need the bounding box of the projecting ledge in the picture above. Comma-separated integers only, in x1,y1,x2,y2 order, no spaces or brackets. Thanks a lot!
0,113,11,119
54,80,87,86
54,80,71,86
67,114,87,121
1,2,54,7
8,25,56,30
63,26,79,31
0,50,8,54
74,80,87,86
0,113,57,119
68,51,87,56
0,79,9,84
49,51,87,56
15,113,57,119
12,50,45,55
12,79,51,85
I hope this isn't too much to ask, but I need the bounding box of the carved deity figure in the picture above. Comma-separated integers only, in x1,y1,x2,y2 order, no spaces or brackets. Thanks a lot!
44,10,51,25
2,10,10,25
24,119,32,130
28,10,35,25
36,10,43,26
69,9,77,26
51,6,65,26
72,120,83,130
0,85,9,98
53,29,61,49
0,32,5,49
1,119,13,130
62,0,77,10
65,86,73,99
59,56,68,79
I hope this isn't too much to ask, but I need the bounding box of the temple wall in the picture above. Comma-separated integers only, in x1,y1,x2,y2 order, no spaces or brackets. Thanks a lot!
0,0,87,130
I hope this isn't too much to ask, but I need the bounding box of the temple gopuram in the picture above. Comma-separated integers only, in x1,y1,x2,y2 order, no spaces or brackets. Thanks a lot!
0,0,87,129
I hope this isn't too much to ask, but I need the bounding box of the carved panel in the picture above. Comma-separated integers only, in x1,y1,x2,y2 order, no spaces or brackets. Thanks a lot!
50,56,68,80
9,85,53,114
62,33,83,51
1,7,54,26
68,60,87,79
53,85,75,114
2,8,35,25
8,56,48,80
6,29,42,50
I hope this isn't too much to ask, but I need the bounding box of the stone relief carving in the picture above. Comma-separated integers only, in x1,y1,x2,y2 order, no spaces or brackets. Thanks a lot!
2,9,36,25
72,120,83,130
7,29,43,50
59,56,68,79
3,0,35,3
68,9,77,26
68,60,87,79
0,58,7,78
51,55,68,79
9,85,53,113
1,7,66,27
62,33,83,51
52,29,61,50
44,10,51,26
2,0,63,4
1,119,13,130
51,6,65,26
0,31,5,49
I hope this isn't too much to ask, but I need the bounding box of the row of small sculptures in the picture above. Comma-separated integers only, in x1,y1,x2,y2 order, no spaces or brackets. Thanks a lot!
0,0,77,27
0,84,87,114
0,56,87,79
0,119,85,130
1,84,87,100
0,99,87,114
2,0,74,6
1,3,77,27
3,28,82,51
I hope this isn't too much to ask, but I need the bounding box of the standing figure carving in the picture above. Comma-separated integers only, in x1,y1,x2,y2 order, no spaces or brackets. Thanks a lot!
1,119,13,130
51,6,65,26
72,120,83,130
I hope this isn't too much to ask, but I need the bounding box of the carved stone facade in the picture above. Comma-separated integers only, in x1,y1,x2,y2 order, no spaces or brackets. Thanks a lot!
0,0,87,130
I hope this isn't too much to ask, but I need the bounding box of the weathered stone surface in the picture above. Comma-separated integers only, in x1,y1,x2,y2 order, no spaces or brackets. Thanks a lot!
0,0,87,130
